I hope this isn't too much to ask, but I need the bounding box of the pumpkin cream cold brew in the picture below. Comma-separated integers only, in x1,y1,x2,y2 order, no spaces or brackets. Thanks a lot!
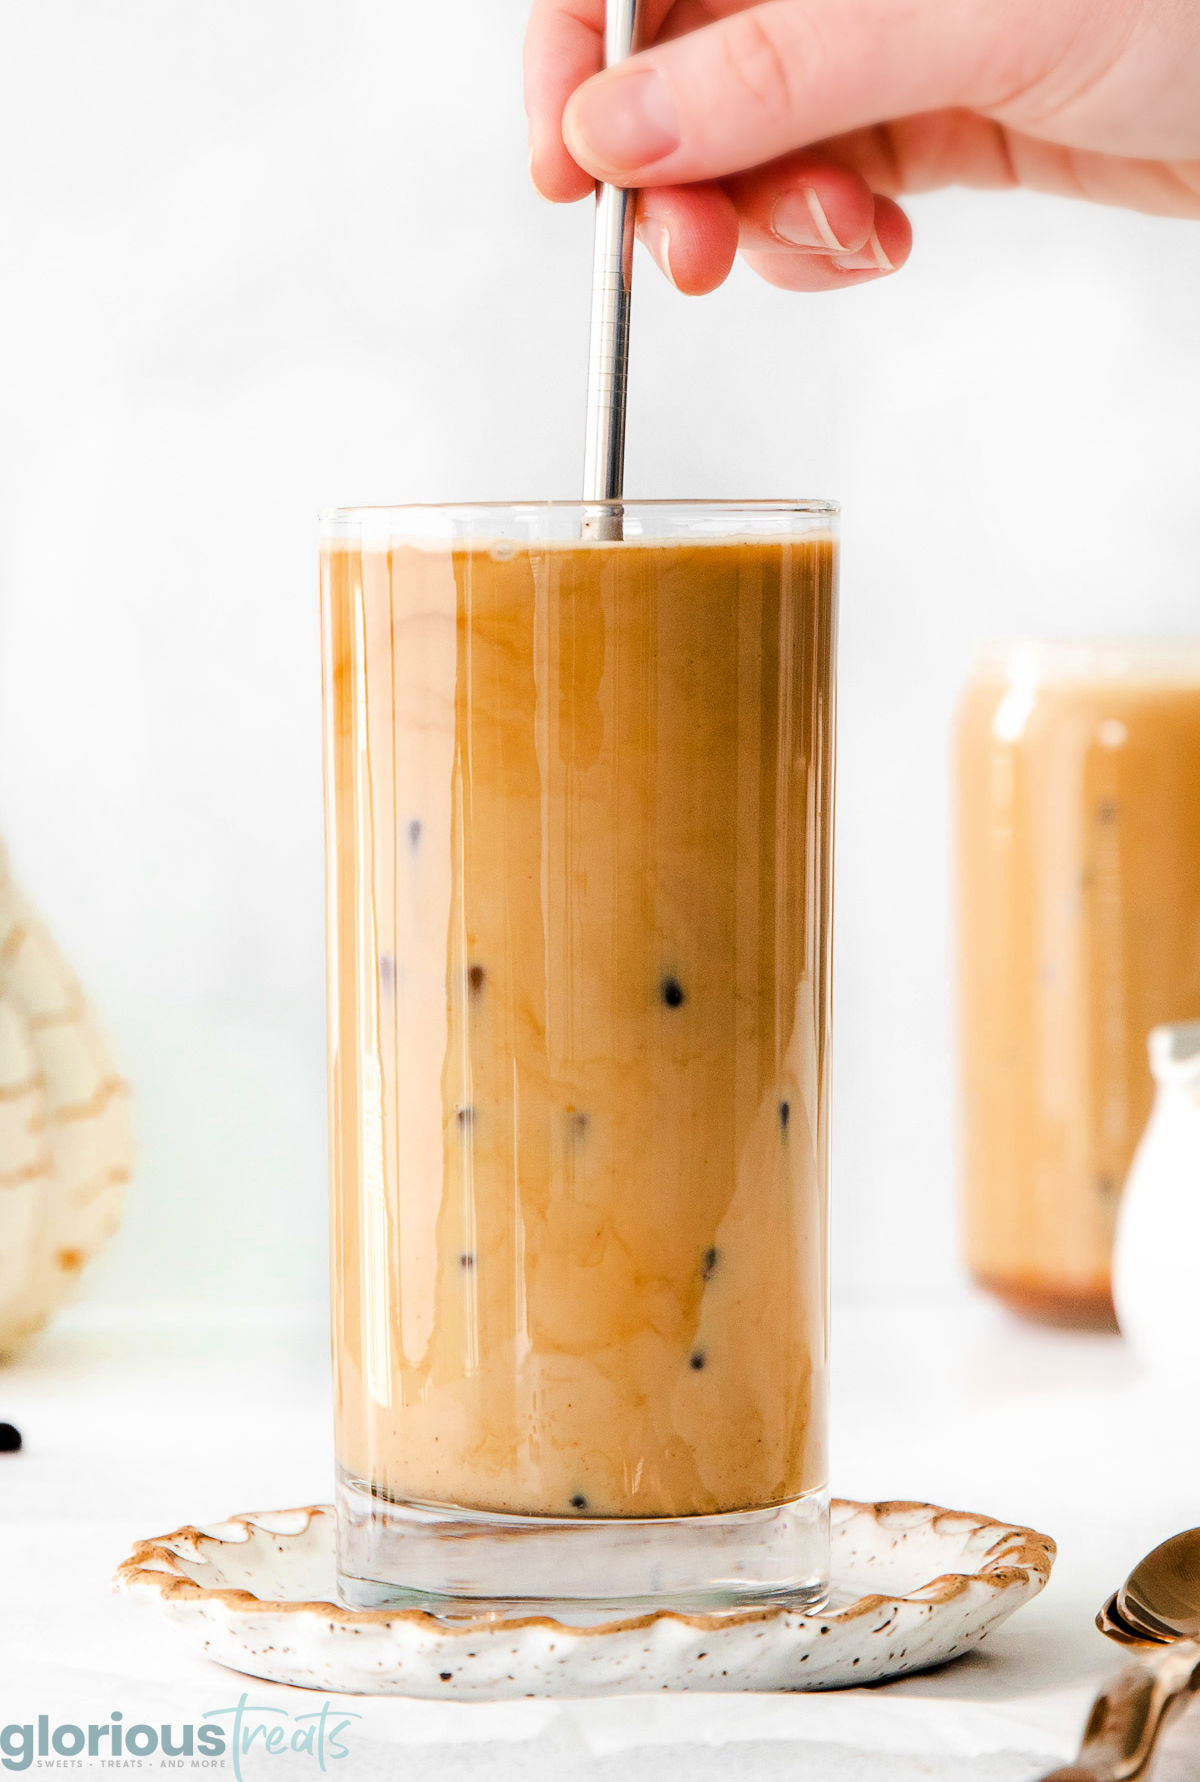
958,645,1200,1325
321,516,836,1600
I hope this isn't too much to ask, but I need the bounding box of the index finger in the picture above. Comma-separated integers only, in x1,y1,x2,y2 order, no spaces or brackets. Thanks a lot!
524,0,677,200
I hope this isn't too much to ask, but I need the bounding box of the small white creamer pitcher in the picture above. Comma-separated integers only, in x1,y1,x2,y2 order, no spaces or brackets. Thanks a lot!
1113,1020,1200,1378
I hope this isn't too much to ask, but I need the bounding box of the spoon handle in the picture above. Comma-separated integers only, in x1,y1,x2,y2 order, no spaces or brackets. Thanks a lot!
1035,1640,1200,1781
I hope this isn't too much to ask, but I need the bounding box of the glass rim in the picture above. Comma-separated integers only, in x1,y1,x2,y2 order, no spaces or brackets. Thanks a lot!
320,496,838,528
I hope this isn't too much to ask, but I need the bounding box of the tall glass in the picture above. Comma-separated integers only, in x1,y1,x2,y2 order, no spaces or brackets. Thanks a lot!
956,641,1200,1326
320,502,837,1610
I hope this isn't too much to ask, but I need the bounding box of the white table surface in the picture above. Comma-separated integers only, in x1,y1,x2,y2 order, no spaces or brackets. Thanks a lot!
2,1287,1197,1781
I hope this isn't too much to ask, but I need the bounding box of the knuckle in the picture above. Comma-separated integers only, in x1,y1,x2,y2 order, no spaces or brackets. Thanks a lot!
720,5,804,123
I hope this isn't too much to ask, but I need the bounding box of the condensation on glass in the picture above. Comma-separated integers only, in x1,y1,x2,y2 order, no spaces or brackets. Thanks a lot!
956,640,1200,1328
320,502,838,1610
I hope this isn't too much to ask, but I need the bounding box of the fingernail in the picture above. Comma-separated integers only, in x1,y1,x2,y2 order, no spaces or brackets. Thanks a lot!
639,220,674,283
564,68,680,174
772,188,847,253
831,227,893,274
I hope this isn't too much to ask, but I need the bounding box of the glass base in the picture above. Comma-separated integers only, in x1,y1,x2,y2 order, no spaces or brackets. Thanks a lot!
972,1266,1119,1330
335,1468,829,1615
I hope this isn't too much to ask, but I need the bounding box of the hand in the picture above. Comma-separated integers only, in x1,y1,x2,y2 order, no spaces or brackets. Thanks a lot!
524,0,1200,293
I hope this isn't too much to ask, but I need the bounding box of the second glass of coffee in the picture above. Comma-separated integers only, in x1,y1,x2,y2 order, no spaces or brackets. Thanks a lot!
321,502,837,1610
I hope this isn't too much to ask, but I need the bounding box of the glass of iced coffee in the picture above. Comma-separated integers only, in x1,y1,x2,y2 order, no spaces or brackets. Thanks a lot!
320,502,837,1610
957,641,1200,1326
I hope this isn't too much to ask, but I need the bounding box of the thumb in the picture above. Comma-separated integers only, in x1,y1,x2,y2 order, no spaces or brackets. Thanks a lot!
561,0,1023,186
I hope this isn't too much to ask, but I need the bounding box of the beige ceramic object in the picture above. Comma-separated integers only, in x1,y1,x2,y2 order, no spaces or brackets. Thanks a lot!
117,1498,1055,1698
0,849,131,1354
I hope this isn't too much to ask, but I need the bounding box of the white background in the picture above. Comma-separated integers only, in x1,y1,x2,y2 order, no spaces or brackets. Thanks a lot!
1,0,1198,1311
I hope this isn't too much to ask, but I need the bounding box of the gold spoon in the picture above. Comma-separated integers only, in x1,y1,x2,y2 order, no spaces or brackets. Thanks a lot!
1035,1533,1200,1779
1035,1643,1200,1781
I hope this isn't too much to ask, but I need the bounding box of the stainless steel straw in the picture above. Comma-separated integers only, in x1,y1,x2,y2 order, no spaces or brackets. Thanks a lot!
581,0,641,540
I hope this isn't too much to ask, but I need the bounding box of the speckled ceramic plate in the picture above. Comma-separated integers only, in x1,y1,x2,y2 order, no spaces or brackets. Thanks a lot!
116,1499,1054,1697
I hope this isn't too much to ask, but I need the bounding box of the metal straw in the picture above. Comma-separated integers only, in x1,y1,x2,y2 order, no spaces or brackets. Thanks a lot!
581,0,641,541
